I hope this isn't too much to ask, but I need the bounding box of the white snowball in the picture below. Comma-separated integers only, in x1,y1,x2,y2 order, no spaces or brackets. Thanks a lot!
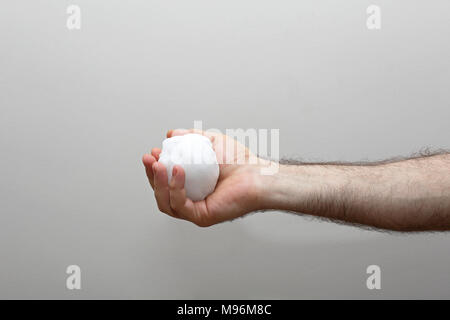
158,134,220,201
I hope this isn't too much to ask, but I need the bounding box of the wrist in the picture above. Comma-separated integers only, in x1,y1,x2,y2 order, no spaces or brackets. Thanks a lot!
251,163,302,211
253,164,298,211
254,163,347,214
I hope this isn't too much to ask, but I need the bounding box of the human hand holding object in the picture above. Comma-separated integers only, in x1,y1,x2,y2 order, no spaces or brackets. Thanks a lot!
142,129,265,227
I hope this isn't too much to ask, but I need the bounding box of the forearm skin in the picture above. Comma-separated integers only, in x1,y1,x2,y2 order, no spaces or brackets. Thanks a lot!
256,155,450,231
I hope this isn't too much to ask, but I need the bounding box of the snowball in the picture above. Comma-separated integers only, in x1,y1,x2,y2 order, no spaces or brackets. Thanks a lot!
158,134,220,201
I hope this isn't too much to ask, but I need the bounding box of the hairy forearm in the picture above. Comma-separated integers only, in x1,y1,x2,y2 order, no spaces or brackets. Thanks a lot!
257,154,450,231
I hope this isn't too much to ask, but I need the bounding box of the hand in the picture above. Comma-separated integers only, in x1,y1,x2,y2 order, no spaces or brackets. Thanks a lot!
142,129,265,227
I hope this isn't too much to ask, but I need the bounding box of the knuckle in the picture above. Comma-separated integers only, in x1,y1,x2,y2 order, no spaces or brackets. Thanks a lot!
193,218,214,228
168,182,177,191
155,200,168,214
169,200,179,211
156,203,165,212
170,209,180,218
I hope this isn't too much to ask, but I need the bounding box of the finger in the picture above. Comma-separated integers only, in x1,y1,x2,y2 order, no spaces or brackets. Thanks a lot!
168,166,196,220
142,154,156,188
151,148,161,160
166,129,175,138
153,162,175,217
167,128,190,138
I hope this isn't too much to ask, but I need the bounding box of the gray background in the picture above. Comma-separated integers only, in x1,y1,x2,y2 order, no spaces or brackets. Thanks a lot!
0,0,449,299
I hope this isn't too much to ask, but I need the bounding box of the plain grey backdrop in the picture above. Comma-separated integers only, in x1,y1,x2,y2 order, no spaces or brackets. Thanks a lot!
0,0,449,299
